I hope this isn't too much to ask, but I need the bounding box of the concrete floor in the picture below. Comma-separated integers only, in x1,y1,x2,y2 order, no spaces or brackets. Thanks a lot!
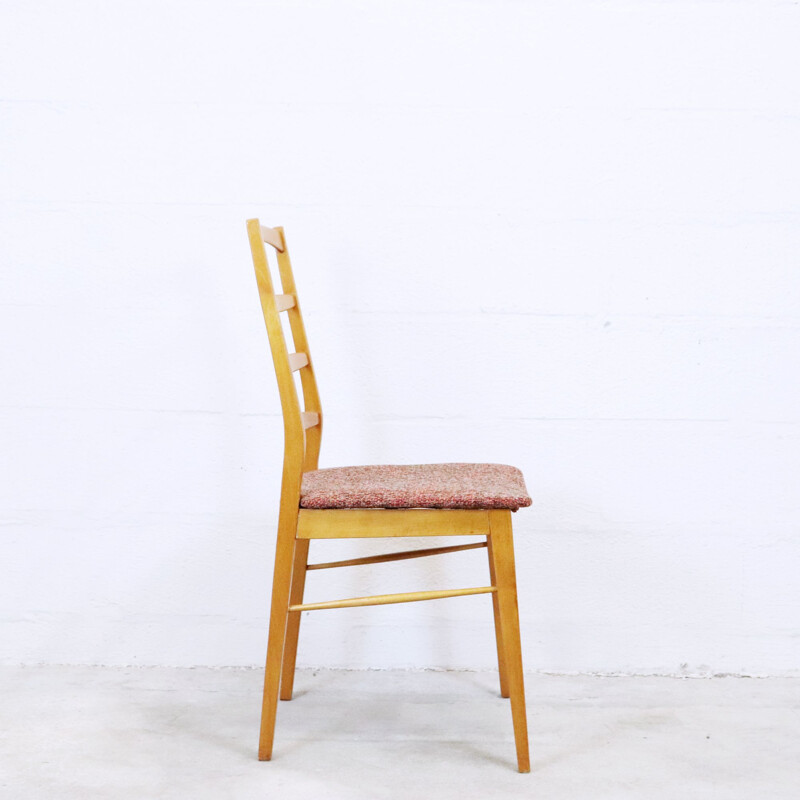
0,667,797,799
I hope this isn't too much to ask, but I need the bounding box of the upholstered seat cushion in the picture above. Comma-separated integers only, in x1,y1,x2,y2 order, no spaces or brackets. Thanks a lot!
300,463,532,511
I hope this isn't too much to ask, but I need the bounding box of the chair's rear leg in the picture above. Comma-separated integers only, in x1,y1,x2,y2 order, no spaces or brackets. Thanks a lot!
488,510,530,773
280,538,310,700
258,523,297,761
486,535,510,698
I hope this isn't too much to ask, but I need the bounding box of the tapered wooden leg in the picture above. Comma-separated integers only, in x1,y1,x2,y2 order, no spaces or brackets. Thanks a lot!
280,538,310,701
258,524,297,761
487,535,510,698
488,510,530,773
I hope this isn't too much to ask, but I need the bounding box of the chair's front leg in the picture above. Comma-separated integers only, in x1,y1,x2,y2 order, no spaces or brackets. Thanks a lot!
488,510,530,773
486,534,510,698
280,538,310,700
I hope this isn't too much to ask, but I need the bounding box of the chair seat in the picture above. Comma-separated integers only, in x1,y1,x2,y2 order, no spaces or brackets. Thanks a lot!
300,463,532,511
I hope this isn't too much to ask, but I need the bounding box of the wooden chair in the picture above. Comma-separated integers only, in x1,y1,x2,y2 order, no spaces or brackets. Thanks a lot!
247,219,533,772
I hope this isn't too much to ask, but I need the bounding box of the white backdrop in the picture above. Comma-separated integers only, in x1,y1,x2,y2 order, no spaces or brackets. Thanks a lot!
2,0,799,675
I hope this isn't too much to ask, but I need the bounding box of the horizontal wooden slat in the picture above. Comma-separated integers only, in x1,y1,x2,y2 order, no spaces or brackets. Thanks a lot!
307,541,488,570
260,225,285,252
297,508,491,539
288,352,309,371
274,294,295,312
289,586,496,612
301,412,320,430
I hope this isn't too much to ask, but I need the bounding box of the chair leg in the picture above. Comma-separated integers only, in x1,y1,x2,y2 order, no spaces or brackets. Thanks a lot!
258,525,297,761
488,510,530,773
486,535,510,698
280,538,310,701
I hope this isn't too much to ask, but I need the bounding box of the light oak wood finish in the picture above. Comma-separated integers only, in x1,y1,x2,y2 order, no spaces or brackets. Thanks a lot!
288,352,309,371
487,533,510,698
289,586,496,612
488,510,530,772
300,411,319,430
297,508,491,539
279,537,309,701
260,224,285,252
247,219,530,772
273,293,295,312
248,220,315,762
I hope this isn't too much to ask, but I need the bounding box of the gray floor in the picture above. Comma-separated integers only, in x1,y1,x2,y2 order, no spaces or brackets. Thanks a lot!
1,667,797,799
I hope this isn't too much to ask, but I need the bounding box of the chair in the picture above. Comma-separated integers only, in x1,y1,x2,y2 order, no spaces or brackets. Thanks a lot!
247,219,533,772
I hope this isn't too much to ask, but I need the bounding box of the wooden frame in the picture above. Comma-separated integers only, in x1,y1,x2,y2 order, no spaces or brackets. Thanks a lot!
247,219,530,772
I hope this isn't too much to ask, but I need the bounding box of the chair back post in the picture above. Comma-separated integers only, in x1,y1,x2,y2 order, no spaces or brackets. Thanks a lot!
247,219,322,521
273,227,323,472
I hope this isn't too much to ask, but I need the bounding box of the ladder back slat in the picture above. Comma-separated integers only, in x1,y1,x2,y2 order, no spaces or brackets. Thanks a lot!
301,411,320,430
288,352,309,372
274,294,295,312
260,225,285,252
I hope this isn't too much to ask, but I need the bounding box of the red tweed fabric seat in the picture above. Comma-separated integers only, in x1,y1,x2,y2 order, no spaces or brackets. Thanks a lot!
300,463,532,512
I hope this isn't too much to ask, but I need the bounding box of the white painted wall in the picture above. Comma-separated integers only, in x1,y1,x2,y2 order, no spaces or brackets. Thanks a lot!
2,0,799,675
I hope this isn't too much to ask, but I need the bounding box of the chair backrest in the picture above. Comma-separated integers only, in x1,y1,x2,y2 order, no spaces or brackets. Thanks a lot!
247,220,322,507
